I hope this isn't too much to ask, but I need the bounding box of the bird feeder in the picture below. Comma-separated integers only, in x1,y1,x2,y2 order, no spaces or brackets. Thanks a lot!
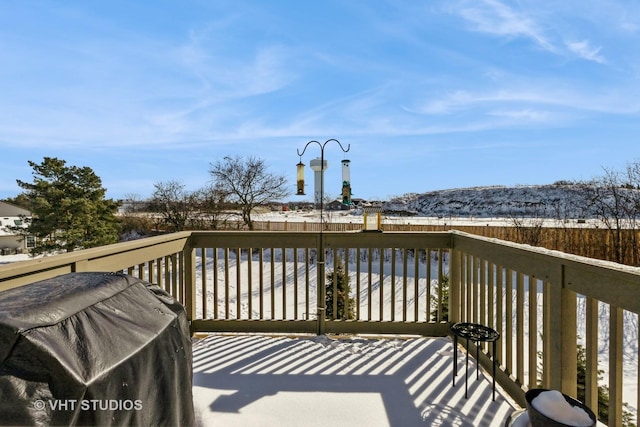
362,206,383,232
341,159,352,206
296,161,306,195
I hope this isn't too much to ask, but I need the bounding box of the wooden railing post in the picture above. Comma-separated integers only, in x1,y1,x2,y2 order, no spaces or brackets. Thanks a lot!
183,236,197,327
449,248,461,323
584,297,599,413
72,259,89,272
543,265,577,395
560,268,578,396
542,281,552,388
316,232,326,335
608,306,624,427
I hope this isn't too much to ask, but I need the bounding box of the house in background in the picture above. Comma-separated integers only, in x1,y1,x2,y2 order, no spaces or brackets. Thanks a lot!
0,201,33,255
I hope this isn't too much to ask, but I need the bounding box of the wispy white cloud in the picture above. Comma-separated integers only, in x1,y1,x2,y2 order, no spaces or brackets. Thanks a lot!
486,109,551,121
456,0,556,52
409,90,477,115
406,88,565,116
406,81,640,119
565,40,606,63
451,0,614,65
238,45,297,96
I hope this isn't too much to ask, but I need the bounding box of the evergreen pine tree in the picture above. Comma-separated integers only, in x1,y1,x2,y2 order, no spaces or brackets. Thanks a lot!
325,262,355,320
15,157,120,254
431,274,449,322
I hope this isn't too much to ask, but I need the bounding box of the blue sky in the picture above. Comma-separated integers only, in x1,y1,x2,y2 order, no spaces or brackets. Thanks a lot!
2,0,640,201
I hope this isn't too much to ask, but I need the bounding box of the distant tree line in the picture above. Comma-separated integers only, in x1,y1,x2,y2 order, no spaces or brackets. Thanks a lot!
138,155,289,233
5,156,640,264
5,155,289,254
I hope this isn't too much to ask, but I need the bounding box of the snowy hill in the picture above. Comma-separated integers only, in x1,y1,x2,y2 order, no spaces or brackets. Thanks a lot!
385,184,596,219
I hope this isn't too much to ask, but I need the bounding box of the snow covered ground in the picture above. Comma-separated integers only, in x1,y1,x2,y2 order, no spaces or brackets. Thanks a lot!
0,253,34,264
191,334,519,426
253,208,606,229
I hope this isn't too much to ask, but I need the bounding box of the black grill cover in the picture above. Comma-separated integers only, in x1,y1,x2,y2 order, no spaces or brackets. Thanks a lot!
0,272,194,426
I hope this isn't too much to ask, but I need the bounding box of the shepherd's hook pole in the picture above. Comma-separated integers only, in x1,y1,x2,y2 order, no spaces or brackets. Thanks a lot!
297,139,350,335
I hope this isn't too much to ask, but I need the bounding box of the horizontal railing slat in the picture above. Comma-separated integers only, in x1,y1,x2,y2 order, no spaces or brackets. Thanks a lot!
0,232,191,291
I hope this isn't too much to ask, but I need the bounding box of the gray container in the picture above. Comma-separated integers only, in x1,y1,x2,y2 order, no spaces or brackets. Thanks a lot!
525,389,596,427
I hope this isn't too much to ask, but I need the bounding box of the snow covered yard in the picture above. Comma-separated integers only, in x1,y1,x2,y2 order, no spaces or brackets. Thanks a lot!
191,334,519,426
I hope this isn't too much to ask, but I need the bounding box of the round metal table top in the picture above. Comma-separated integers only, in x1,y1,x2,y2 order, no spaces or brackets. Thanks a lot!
451,322,500,342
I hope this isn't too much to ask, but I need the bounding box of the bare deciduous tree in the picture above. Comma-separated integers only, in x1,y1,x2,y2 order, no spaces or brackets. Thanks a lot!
193,184,230,230
209,156,290,230
622,162,640,265
508,211,545,246
576,163,640,265
149,180,198,232
122,193,146,214
580,168,628,263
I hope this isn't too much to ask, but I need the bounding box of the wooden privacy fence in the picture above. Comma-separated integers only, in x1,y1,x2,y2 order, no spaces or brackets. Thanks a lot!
251,220,640,266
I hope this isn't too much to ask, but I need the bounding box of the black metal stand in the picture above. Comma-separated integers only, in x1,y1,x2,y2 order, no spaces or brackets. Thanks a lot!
451,322,500,400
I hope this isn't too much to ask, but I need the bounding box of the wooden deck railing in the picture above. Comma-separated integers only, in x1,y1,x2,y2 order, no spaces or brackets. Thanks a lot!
0,230,638,425
187,231,452,338
451,232,639,425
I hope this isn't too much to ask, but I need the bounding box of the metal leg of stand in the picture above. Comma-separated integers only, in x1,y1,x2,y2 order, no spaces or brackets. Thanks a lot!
492,340,496,401
476,340,480,380
465,337,469,399
452,335,457,387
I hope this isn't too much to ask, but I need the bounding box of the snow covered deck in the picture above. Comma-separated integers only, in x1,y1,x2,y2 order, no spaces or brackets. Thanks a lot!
191,334,519,426
3,229,639,425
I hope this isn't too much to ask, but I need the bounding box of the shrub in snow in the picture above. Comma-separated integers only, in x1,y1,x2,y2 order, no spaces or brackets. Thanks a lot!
430,274,449,322
573,344,637,426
